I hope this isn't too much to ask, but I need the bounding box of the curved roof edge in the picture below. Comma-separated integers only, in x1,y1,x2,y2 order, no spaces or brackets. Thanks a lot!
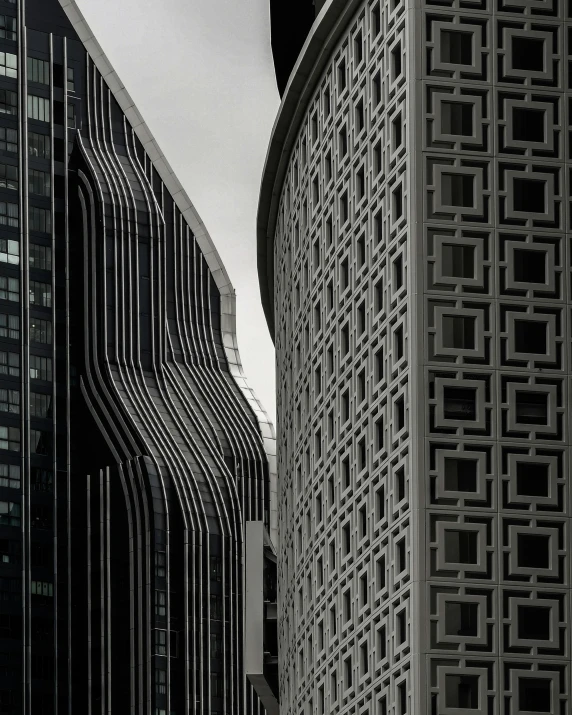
59,0,278,543
257,0,362,340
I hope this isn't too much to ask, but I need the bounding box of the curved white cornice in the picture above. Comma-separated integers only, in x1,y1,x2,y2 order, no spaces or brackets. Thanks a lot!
58,0,277,543
257,0,362,339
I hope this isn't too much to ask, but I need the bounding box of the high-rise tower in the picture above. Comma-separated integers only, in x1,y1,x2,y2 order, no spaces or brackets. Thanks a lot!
0,1,277,713
259,0,572,713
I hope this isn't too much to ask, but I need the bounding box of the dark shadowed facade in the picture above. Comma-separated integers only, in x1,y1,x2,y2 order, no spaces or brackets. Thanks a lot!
0,1,277,714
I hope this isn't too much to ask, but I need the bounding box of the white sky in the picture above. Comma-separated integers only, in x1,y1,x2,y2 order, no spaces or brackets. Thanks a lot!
78,0,279,423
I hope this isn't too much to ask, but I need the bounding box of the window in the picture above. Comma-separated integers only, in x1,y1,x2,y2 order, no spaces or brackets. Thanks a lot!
155,590,166,617
517,534,549,569
0,313,18,339
356,166,365,200
445,601,479,636
155,669,166,696
30,429,51,455
444,458,477,492
442,101,473,136
0,16,16,41
392,113,402,149
375,416,384,451
324,87,331,117
372,71,382,106
0,502,19,526
394,324,404,359
512,36,544,71
0,426,18,451
355,98,364,133
30,393,51,418
0,52,17,78
0,277,17,302
441,30,473,65
442,243,474,278
27,57,49,84
0,464,19,489
29,244,51,270
515,320,546,354
339,126,348,157
67,67,75,92
341,257,349,290
154,629,167,656
0,89,16,116
512,107,545,142
30,355,52,381
443,386,477,420
372,3,381,36
337,58,347,92
28,132,50,159
518,678,551,713
31,581,53,597
513,248,545,283
445,675,479,709
0,389,18,413
342,455,350,488
29,207,51,233
396,539,406,572
442,315,475,349
393,183,403,218
0,239,18,266
67,103,76,128
513,177,545,213
442,173,474,207
0,163,17,191
32,468,53,492
397,609,406,643
395,395,405,430
27,95,50,122
354,31,363,64
0,127,16,153
517,462,549,497
29,169,50,197
358,368,366,402
518,605,550,640
29,281,51,307
341,324,349,356
445,530,478,564
391,43,402,80
0,201,17,227
357,234,365,267
30,318,51,343
515,391,548,425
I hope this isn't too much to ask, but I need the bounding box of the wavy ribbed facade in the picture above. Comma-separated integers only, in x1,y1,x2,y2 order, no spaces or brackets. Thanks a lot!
0,1,276,714
260,0,572,713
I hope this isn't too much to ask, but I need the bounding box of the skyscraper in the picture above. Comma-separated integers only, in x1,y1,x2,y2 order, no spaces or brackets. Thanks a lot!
0,1,276,713
259,0,572,713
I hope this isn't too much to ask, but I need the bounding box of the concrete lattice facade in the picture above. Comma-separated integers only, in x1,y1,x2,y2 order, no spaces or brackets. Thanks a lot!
259,0,572,712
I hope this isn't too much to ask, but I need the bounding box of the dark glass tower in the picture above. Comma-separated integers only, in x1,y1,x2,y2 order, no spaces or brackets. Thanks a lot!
0,1,276,713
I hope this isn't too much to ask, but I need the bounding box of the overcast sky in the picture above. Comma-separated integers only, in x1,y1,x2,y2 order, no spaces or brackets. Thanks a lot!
78,0,279,422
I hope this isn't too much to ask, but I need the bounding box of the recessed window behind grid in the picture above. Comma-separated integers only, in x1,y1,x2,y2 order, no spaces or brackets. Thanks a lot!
0,426,19,451
30,392,52,419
